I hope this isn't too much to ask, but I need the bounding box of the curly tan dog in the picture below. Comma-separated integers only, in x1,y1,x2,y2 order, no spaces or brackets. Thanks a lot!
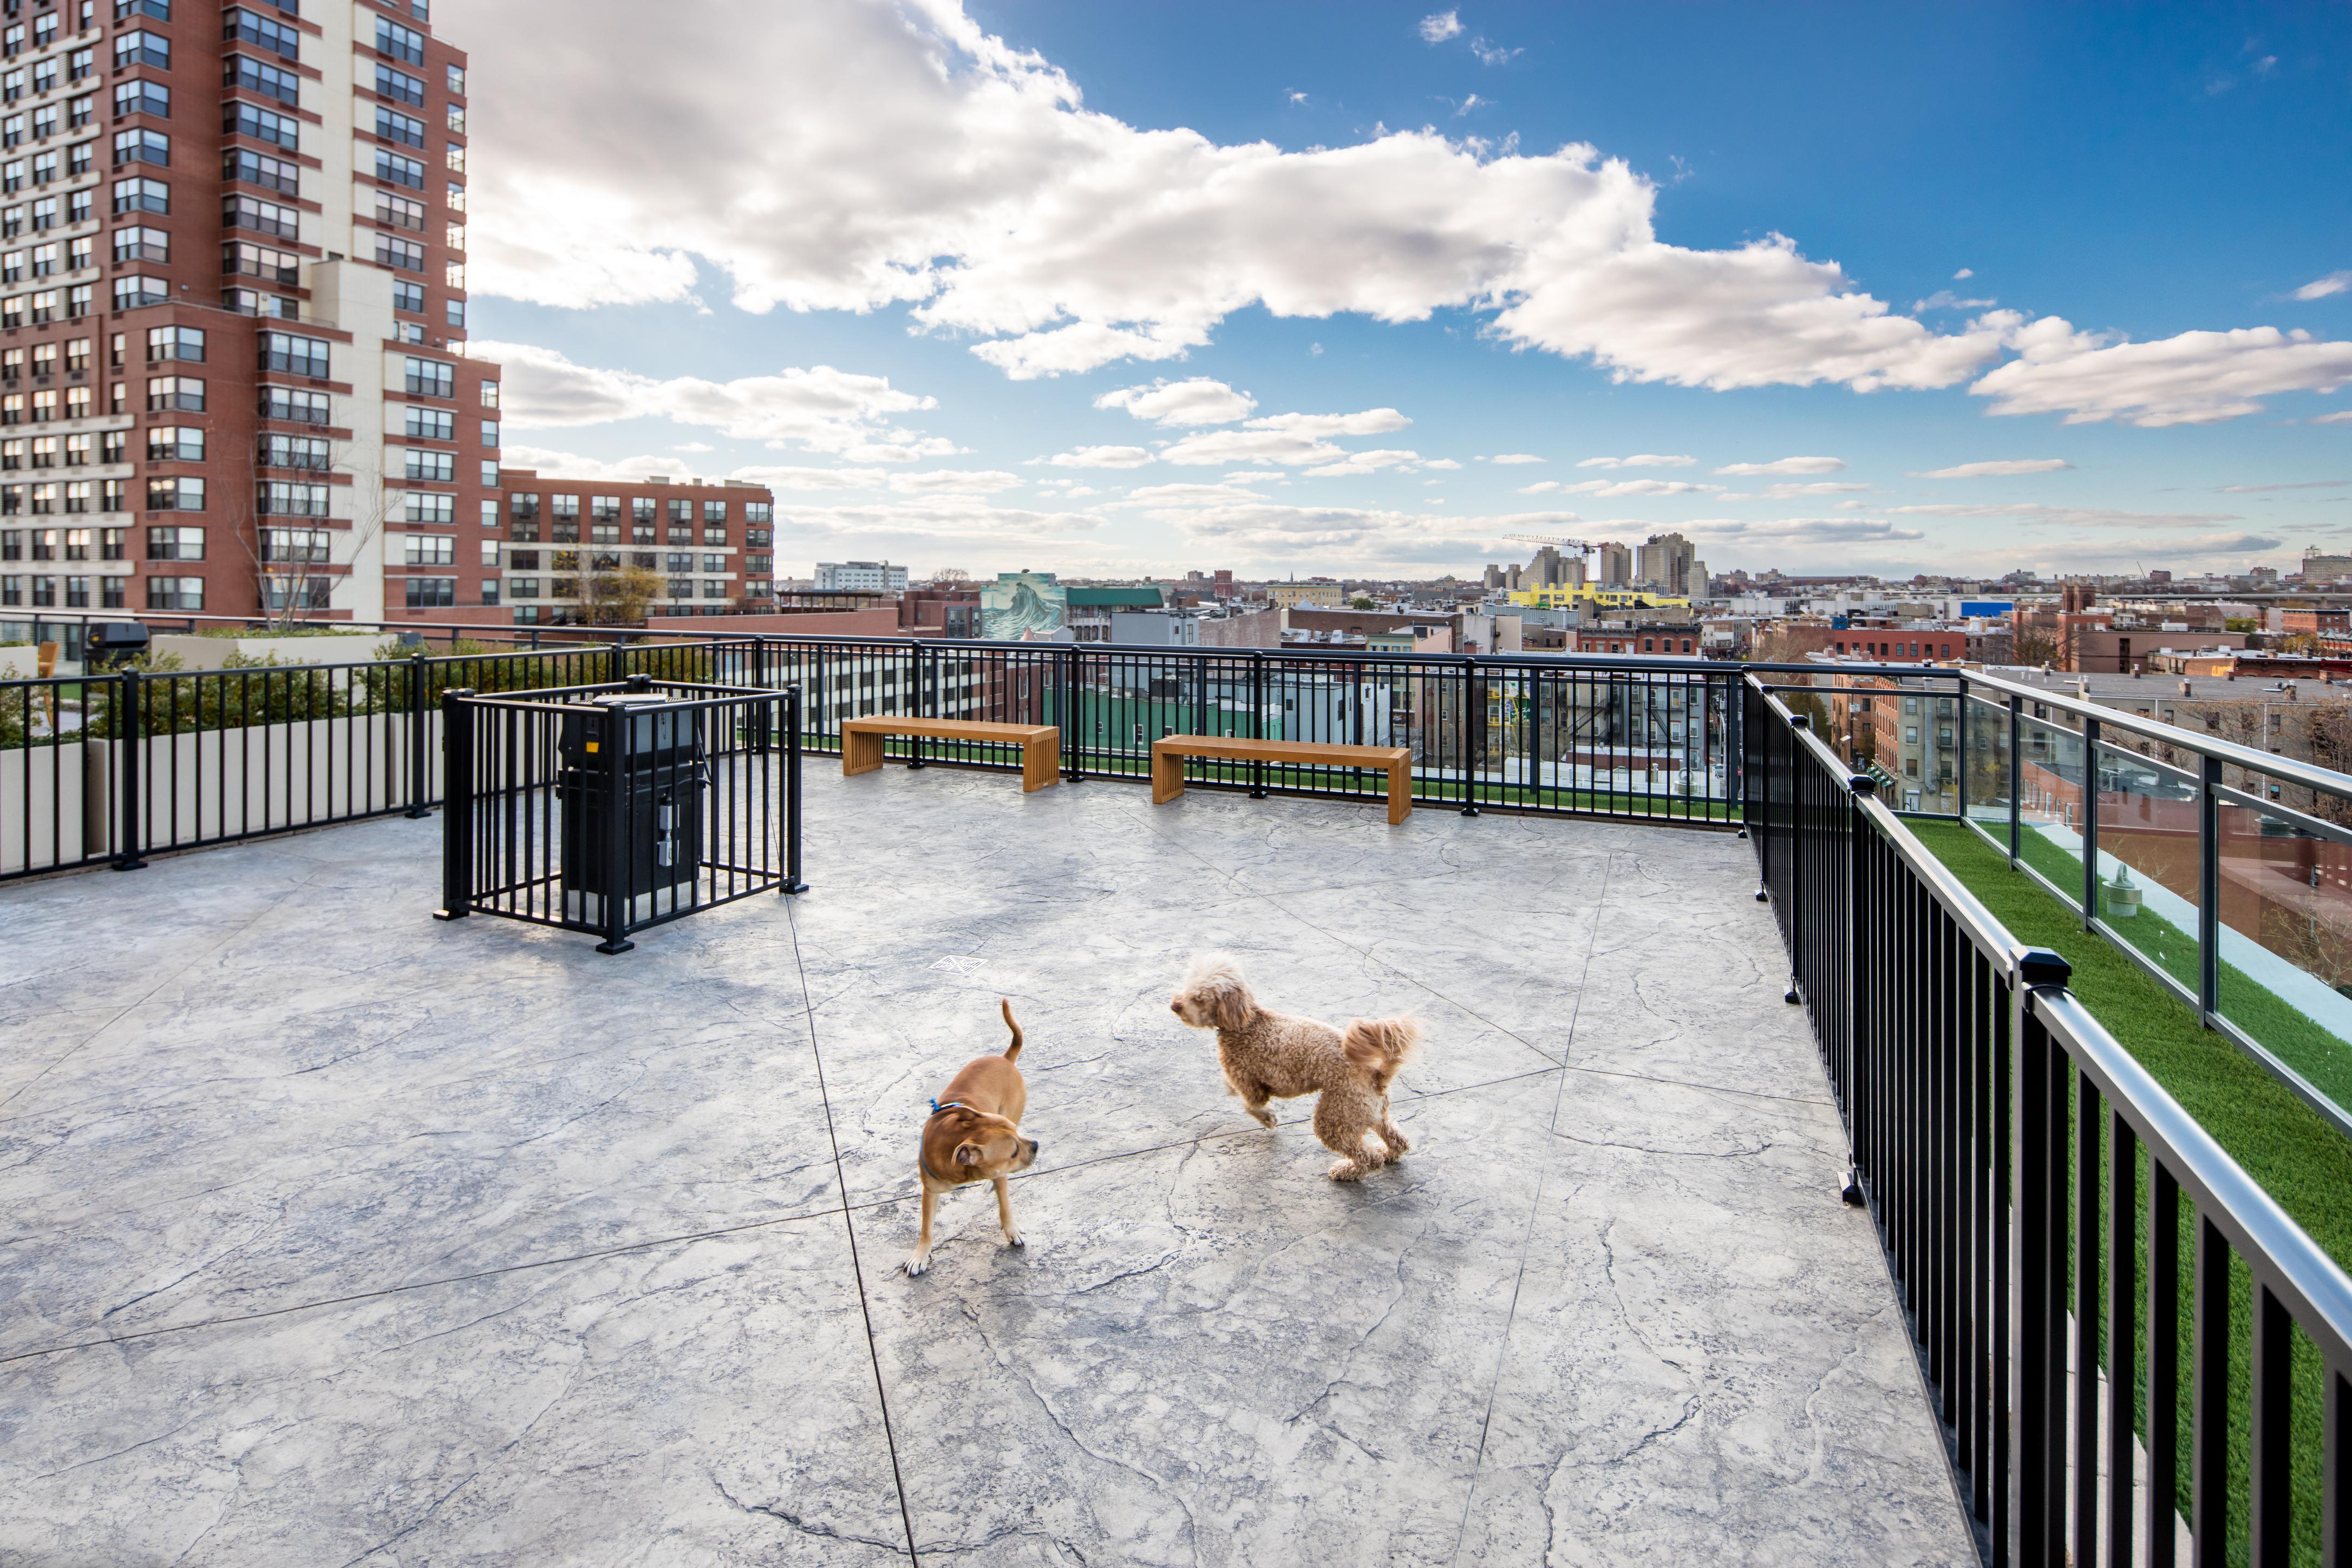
1168,956,1423,1181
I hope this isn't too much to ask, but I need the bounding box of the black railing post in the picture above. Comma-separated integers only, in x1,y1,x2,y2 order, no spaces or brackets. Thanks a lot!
112,667,145,870
1062,645,1083,781
1843,772,1877,1205
596,704,635,955
403,655,430,818
1782,712,1809,1002
2007,693,2022,864
782,686,807,895
2199,753,2222,1023
2079,714,2099,927
434,687,474,920
1954,680,1969,820
752,634,769,692
2007,947,2072,1568
607,636,625,689
1460,659,1481,816
907,643,926,769
1249,651,1267,798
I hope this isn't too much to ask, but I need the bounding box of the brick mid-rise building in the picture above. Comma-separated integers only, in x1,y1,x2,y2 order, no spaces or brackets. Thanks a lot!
0,0,764,631
493,469,774,625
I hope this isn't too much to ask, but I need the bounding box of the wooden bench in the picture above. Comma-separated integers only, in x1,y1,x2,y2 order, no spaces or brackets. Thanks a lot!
1150,735,1413,825
842,717,1061,793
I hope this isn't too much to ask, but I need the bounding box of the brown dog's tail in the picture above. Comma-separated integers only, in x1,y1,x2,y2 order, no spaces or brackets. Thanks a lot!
1342,1016,1422,1093
1001,998,1024,1062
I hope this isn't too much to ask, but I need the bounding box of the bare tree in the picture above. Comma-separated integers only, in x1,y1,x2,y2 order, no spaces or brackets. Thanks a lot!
236,434,393,629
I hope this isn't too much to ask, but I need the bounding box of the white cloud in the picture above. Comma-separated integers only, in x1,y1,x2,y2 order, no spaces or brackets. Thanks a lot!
885,468,1023,494
1159,428,1345,467
1470,37,1520,66
1486,453,1545,465
456,0,2042,393
1970,319,2352,426
1418,10,1463,42
1954,269,1974,280
1119,480,1269,506
1249,408,1413,437
1575,453,1694,468
1093,377,1257,425
1039,445,1158,468
1913,290,1996,312
1677,517,1926,545
1887,502,2240,530
723,463,891,490
476,339,955,461
2314,410,2352,424
2218,480,2348,493
1305,448,1421,476
1913,459,2074,478
1522,478,1715,497
2293,272,2351,302
1755,481,1871,498
500,445,726,485
1422,458,1462,469
1713,455,1846,475
671,441,715,453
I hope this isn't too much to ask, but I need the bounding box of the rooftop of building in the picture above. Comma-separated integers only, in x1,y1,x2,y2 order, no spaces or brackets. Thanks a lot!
0,767,1970,1564
1982,664,2351,702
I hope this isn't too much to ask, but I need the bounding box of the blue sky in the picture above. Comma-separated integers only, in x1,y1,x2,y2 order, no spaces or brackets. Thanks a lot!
449,0,2352,582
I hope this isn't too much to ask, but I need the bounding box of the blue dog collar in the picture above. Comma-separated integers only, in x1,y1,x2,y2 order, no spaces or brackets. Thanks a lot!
929,1099,969,1116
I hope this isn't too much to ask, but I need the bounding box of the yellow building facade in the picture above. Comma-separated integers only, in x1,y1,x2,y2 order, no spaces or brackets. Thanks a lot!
1506,584,1690,612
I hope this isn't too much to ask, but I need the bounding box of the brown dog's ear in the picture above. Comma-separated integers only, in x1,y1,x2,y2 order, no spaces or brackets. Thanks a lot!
954,1141,984,1167
1211,977,1252,1031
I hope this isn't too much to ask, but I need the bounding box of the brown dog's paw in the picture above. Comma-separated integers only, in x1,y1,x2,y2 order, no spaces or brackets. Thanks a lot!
1247,1105,1277,1129
1327,1159,1371,1182
904,1250,932,1277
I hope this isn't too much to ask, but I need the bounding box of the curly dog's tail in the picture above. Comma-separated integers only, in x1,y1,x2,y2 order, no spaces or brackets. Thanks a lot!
1342,1016,1422,1093
1001,998,1024,1062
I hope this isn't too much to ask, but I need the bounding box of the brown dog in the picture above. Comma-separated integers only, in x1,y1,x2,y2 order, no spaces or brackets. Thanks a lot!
905,999,1040,1277
1169,956,1424,1181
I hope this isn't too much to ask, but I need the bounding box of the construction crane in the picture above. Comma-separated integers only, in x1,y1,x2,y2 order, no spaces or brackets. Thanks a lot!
1500,534,1598,553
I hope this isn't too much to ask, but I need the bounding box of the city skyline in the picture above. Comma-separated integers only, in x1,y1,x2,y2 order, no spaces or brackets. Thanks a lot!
453,0,2352,585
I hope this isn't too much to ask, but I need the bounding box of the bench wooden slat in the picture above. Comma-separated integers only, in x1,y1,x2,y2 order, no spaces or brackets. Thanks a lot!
1149,734,1412,824
842,717,1060,792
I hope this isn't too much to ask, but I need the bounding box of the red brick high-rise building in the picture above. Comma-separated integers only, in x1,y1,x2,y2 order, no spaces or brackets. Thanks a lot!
0,0,775,629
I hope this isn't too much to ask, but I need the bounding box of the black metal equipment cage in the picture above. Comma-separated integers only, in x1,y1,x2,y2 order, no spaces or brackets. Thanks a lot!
434,675,805,952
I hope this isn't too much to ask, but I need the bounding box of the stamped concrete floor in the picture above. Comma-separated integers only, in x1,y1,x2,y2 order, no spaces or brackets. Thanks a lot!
0,764,1978,1566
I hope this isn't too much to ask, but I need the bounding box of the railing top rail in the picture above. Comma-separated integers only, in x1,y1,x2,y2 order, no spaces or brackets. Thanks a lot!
2031,986,2352,1354
1963,664,2352,799
454,678,787,714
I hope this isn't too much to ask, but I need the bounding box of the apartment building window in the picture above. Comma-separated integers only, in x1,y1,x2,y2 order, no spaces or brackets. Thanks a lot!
114,30,170,70
375,108,426,149
508,578,538,600
258,331,329,378
375,148,424,189
225,103,298,151
225,8,300,60
69,95,96,130
404,577,454,609
375,64,427,108
112,275,168,310
29,104,52,141
227,56,301,107
550,494,580,524
701,553,728,575
115,1,175,22
375,233,426,272
224,148,298,197
374,189,427,232
447,105,465,135
405,448,454,483
226,195,299,240
260,434,329,471
146,575,201,610
26,479,52,510
221,289,298,319
403,533,454,567
113,128,171,170
224,241,299,284
479,420,499,449
258,481,329,517
146,478,204,513
745,526,773,548
110,177,168,218
148,325,205,363
702,580,730,601
401,406,453,442
745,554,772,576
144,427,204,465
445,142,465,175
146,524,203,559
1,159,19,194
259,527,330,564
259,387,331,425
406,492,455,527
61,526,90,558
391,279,426,315
101,528,125,561
27,387,53,420
146,376,204,413
63,433,92,467
403,356,454,398
664,552,692,575
443,261,464,292
376,17,427,64
478,539,499,569
113,82,171,122
745,502,773,527
703,523,728,546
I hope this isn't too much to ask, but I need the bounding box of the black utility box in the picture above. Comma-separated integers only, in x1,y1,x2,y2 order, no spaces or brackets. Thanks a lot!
83,622,151,669
557,694,705,929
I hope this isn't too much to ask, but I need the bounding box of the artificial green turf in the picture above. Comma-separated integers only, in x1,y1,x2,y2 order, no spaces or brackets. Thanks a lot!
1988,822,2352,1116
1915,821,2352,1567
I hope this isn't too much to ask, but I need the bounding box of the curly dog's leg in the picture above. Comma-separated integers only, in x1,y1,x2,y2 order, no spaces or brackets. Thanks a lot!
1316,1092,1388,1181
1379,1097,1410,1158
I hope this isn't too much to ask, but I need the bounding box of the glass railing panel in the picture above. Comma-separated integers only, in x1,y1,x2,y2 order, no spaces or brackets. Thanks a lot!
2088,739,2205,992
2015,712,2087,914
2215,790,2352,1119
1963,692,2011,828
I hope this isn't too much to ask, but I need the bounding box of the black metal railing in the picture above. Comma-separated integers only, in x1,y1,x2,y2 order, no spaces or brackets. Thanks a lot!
435,674,803,952
1747,673,2352,1568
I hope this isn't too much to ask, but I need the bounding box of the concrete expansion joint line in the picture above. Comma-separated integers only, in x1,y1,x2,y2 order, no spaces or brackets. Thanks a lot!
782,897,925,1567
1446,850,1618,1566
